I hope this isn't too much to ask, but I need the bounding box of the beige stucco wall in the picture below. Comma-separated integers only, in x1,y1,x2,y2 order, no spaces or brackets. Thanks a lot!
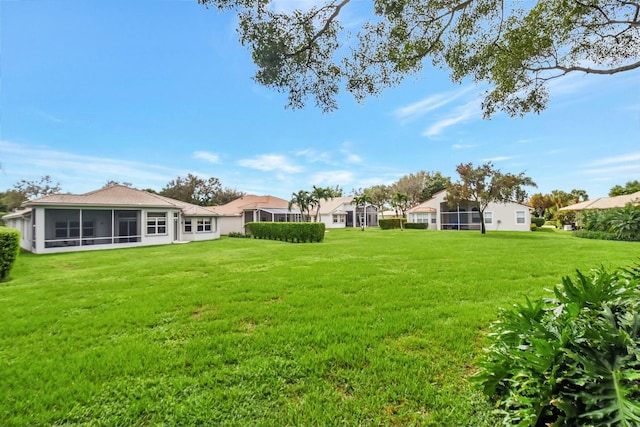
218,216,243,235
418,191,531,232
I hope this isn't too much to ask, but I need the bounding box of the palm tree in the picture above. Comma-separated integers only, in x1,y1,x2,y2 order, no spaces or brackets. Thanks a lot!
391,192,410,218
311,186,332,222
353,193,373,229
569,189,589,204
288,190,312,222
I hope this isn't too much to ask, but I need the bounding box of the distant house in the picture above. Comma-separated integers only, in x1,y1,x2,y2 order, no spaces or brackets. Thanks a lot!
213,195,379,234
211,195,302,235
2,185,221,254
558,191,640,211
407,190,531,231
314,197,379,229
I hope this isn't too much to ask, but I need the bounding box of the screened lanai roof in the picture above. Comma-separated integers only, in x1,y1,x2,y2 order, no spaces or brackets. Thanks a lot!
254,207,302,214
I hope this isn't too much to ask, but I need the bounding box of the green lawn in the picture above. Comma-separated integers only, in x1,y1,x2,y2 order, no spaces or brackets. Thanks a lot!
1,228,638,426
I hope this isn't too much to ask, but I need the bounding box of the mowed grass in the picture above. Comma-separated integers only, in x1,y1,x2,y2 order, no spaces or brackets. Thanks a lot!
1,228,638,426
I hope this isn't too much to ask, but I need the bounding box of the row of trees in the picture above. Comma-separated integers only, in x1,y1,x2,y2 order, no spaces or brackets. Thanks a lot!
284,163,636,236
287,185,344,221
1,170,632,236
529,189,590,220
288,162,537,235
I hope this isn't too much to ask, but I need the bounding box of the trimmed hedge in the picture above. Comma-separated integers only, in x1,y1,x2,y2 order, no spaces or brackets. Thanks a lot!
245,222,325,243
531,217,545,227
379,218,407,230
0,227,20,282
404,222,428,230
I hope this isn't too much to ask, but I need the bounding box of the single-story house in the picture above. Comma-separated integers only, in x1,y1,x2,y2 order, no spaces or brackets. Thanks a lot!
558,191,640,211
314,197,379,229
211,195,303,235
407,190,531,231
2,185,221,254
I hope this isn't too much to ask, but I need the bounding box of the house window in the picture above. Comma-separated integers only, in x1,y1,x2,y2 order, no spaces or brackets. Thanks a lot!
471,208,481,223
82,221,94,237
484,212,493,224
55,220,80,238
147,212,167,235
197,218,212,232
184,220,192,233
516,211,526,224
431,217,436,224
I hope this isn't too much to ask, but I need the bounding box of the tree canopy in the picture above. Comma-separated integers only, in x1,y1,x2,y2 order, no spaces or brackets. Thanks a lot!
159,174,245,206
447,162,536,233
4,176,62,211
199,0,639,116
391,171,449,205
609,180,640,196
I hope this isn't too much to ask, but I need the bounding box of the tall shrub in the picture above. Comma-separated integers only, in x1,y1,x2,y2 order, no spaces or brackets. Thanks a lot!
474,264,640,426
610,203,640,241
379,218,406,230
0,227,20,282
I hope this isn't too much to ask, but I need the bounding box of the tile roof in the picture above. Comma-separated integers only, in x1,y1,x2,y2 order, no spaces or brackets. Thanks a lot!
212,195,291,216
559,191,640,211
22,185,218,216
315,197,355,214
408,206,437,213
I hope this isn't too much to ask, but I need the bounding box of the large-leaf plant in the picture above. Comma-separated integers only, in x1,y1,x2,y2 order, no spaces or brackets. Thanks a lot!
474,264,640,426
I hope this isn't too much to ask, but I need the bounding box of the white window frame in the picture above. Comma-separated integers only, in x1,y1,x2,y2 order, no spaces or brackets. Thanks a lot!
516,210,526,224
146,212,167,235
197,218,212,233
184,219,193,233
484,211,493,224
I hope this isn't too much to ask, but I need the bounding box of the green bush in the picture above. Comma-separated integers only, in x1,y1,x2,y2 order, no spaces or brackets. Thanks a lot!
610,203,640,241
529,223,537,231
575,205,640,242
0,227,20,282
531,217,545,227
404,222,428,230
474,264,640,426
245,222,325,243
379,218,407,230
555,210,576,226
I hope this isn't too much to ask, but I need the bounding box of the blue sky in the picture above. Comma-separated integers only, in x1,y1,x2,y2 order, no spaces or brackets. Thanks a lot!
1,0,639,201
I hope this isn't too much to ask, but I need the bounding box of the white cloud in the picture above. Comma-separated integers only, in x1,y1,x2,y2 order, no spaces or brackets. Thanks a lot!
482,156,514,162
393,86,475,122
339,144,362,163
0,140,185,191
237,154,303,173
583,164,640,175
452,143,476,150
35,110,64,124
588,152,640,166
423,99,482,138
346,153,361,163
295,148,333,164
193,151,221,164
311,170,354,185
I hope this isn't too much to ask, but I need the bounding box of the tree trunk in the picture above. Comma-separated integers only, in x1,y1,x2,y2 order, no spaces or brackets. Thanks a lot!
480,210,486,234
